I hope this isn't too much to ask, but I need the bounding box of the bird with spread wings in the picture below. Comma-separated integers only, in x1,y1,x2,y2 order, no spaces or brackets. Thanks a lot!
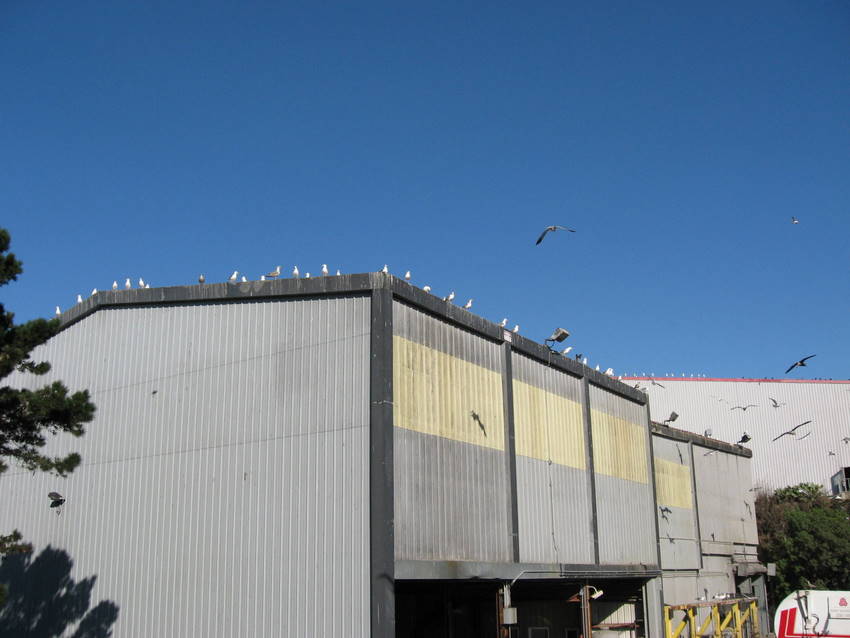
535,225,576,245
771,420,813,442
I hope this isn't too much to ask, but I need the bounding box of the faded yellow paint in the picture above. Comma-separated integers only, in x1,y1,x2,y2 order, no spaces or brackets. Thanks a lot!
654,459,694,509
393,336,505,451
512,380,585,469
591,409,648,483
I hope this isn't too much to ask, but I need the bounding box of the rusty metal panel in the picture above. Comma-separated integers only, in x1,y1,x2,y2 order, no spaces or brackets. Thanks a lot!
392,302,512,563
635,378,850,490
589,385,657,565
652,436,700,570
511,353,593,564
693,444,758,551
1,296,371,637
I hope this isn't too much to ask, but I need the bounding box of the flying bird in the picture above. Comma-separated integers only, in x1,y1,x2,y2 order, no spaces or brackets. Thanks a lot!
321,264,329,276
791,216,799,224
267,266,281,278
731,404,758,411
423,285,431,293
535,225,576,245
562,346,573,354
292,266,299,278
198,274,205,284
650,379,665,388
785,355,816,374
769,397,786,408
842,437,850,445
228,271,238,282
47,492,65,508
771,420,813,442
463,299,473,309
737,432,751,445
828,450,836,457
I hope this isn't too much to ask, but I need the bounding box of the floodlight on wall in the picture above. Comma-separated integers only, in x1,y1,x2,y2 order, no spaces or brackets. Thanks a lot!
589,586,604,600
664,411,679,424
545,328,570,343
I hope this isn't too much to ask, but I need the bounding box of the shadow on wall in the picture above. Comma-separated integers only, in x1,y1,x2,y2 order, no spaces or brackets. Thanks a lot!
0,546,119,637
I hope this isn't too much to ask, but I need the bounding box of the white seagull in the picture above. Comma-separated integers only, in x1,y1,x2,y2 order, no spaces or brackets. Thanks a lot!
112,280,118,290
124,278,132,289
423,285,431,293
241,276,248,283
260,275,266,281
381,264,389,274
267,266,281,278
55,306,61,316
444,291,455,303
500,318,508,327
463,299,473,309
292,266,299,278
335,269,341,276
562,346,573,354
198,274,205,284
321,264,329,276
512,325,520,333
228,271,238,282
404,270,411,281
76,294,83,304
90,288,97,296
138,277,145,288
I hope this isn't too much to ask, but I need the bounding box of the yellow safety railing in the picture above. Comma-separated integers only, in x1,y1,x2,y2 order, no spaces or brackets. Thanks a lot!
664,599,760,638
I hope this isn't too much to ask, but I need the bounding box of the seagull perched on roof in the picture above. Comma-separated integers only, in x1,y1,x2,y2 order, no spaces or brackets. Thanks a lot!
321,264,329,276
500,318,508,327
512,325,520,333
112,280,118,290
404,270,411,281
381,264,389,274
771,421,813,442
267,266,281,278
443,291,455,303
785,355,816,374
90,288,97,296
55,306,61,316
228,271,238,282
463,299,473,309
123,278,131,289
198,274,205,284
76,294,83,304
138,277,145,288
241,276,248,283
535,225,576,245
423,285,431,293
260,275,266,281
336,269,341,276
292,266,299,278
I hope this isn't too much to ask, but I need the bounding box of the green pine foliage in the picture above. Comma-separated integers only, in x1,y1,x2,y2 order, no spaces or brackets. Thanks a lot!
0,228,96,557
756,482,850,609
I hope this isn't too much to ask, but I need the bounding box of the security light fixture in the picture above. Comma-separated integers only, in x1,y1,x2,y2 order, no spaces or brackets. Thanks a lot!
546,328,570,343
664,411,679,424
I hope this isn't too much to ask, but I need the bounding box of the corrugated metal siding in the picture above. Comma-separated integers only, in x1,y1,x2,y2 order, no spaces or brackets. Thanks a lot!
589,385,657,565
693,444,758,550
652,436,700,570
1,296,371,637
661,573,700,605
392,302,512,563
511,353,593,564
636,379,850,490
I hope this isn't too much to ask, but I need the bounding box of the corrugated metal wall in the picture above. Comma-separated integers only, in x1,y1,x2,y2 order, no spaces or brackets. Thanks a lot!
392,301,512,562
635,379,850,490
651,436,700,570
511,353,593,564
2,296,372,637
692,443,758,552
589,385,657,565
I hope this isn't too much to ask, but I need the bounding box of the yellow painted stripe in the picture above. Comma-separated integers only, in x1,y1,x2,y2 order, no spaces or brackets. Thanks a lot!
512,380,585,469
393,335,505,451
654,459,694,509
590,408,648,483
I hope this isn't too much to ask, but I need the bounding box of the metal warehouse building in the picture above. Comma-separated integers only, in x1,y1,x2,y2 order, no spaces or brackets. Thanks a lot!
627,377,850,491
1,274,765,637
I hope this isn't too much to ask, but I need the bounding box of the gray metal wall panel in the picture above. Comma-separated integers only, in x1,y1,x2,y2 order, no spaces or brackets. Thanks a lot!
652,436,700,570
511,353,592,564
393,428,512,562
693,445,758,549
2,296,371,637
392,302,512,563
636,379,850,490
515,457,594,564
661,573,700,605
589,386,657,565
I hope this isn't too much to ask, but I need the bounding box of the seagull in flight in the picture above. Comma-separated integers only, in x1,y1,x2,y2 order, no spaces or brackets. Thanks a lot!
562,345,573,354
731,404,758,411
535,225,576,245
650,378,665,388
785,355,816,374
842,437,850,445
791,216,799,224
769,397,786,409
771,420,813,442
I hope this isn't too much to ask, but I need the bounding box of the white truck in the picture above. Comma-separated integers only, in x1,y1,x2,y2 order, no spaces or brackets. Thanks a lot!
775,590,850,638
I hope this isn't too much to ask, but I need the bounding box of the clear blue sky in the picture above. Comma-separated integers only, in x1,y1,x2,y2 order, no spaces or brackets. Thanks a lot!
2,1,848,379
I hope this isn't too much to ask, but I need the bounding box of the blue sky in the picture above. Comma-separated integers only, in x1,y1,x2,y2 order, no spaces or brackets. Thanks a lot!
2,1,848,379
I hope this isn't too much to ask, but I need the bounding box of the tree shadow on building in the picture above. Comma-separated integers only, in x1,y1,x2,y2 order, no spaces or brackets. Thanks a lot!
0,545,119,637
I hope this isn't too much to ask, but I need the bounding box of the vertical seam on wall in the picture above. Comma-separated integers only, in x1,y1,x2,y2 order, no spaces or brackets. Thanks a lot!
501,342,520,562
581,377,600,564
370,283,394,638
645,403,665,575
688,440,705,571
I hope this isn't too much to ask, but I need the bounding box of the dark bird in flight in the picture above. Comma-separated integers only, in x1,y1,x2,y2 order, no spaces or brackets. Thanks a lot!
48,492,65,508
470,411,487,437
651,379,665,388
731,404,758,411
769,397,786,408
798,431,812,441
791,216,799,224
828,450,836,457
535,225,576,245
785,355,816,374
737,432,751,445
659,506,672,521
842,437,850,445
771,420,813,442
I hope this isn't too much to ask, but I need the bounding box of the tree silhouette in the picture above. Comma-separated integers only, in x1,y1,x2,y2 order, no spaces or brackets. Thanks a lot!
0,545,119,637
